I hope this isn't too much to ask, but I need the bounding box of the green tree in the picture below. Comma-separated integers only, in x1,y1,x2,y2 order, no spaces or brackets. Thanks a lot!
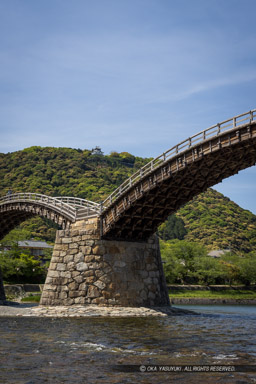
237,252,256,286
158,215,187,241
192,256,226,285
0,243,47,283
160,239,207,284
219,253,241,285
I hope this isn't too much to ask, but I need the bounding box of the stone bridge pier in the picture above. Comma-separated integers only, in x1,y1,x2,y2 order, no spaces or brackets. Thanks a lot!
40,218,170,307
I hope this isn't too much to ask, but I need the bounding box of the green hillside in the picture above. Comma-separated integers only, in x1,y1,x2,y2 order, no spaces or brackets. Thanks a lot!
0,146,148,201
0,146,148,242
1,146,256,254
178,189,256,253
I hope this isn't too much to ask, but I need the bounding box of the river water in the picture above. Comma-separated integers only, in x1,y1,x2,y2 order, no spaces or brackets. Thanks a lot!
0,305,255,384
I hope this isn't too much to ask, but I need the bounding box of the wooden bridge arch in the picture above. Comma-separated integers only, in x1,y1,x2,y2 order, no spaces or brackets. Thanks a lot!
101,109,256,240
0,194,101,240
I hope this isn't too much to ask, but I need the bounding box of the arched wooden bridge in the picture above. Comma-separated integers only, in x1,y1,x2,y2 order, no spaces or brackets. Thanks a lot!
101,109,256,240
0,109,256,241
0,194,101,240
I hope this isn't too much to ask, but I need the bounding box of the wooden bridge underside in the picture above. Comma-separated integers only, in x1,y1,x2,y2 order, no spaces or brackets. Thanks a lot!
0,202,72,240
102,122,256,241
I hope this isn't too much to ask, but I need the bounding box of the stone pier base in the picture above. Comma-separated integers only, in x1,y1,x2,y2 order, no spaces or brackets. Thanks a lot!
40,218,170,307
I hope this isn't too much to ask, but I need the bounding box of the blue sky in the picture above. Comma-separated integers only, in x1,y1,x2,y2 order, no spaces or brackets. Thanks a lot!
1,0,256,212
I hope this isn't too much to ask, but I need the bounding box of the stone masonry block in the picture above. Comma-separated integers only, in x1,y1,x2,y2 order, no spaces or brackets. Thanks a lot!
95,270,104,278
74,253,84,263
93,280,106,290
43,284,56,291
59,292,68,299
76,262,88,272
79,282,88,292
81,246,92,254
71,271,80,277
88,262,99,270
70,230,79,236
67,262,75,271
83,270,95,277
47,270,60,278
60,271,71,279
56,264,66,271
84,255,95,263
50,263,57,270
72,236,82,242
86,276,96,284
87,286,100,298
54,244,65,251
85,240,95,247
52,251,60,257
69,243,79,249
74,297,86,304
69,291,81,298
69,248,79,255
51,256,60,263
74,275,84,284
64,255,74,263
68,281,78,290
62,238,72,244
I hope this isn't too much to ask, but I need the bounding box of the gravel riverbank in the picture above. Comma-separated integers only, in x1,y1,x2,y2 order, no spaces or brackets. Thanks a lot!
0,303,195,317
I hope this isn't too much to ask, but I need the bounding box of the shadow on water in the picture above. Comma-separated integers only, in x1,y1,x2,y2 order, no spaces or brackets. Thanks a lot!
2,301,39,307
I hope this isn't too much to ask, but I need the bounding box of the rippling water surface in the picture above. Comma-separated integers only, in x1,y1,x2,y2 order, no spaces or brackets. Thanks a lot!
0,305,255,383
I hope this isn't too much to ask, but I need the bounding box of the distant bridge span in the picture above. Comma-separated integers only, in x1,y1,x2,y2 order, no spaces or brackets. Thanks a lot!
0,194,101,240
101,109,256,240
0,109,256,242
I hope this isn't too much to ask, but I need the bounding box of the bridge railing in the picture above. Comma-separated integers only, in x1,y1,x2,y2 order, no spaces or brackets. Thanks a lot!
103,109,256,209
55,196,102,218
55,197,101,210
0,193,101,220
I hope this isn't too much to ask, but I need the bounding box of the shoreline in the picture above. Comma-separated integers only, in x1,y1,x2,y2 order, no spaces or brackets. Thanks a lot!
0,303,196,317
1,298,255,317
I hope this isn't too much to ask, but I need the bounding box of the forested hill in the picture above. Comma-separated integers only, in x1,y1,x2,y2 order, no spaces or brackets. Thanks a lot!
177,189,256,253
1,146,256,253
158,188,256,254
0,146,149,201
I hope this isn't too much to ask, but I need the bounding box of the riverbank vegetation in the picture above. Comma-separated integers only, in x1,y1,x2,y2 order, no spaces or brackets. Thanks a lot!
21,294,41,303
161,240,256,286
168,288,256,300
0,243,48,284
